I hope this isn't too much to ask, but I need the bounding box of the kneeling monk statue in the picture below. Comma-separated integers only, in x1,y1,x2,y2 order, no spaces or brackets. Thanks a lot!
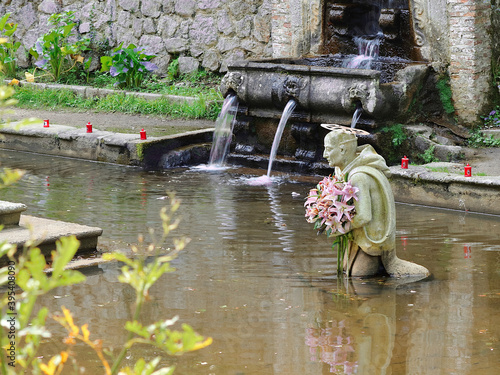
322,128,429,277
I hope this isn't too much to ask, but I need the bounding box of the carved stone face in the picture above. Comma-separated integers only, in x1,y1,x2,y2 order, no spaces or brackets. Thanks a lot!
323,131,357,169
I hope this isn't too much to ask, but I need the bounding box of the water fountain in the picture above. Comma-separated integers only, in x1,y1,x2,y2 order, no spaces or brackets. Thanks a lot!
216,0,442,175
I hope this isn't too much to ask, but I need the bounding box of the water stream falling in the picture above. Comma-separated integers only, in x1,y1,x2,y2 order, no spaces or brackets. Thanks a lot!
247,99,297,185
350,104,363,128
267,99,298,176
344,33,383,69
208,93,239,167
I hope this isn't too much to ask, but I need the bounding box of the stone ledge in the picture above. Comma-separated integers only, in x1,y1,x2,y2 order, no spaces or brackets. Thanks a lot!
389,164,500,215
0,121,214,169
0,215,103,260
0,201,27,226
482,129,500,141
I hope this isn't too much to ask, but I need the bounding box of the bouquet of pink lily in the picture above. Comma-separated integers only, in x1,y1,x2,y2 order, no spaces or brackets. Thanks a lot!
304,175,359,275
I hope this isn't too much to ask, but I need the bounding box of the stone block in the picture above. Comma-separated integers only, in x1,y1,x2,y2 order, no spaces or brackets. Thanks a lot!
202,50,220,71
198,0,221,9
220,49,245,72
139,35,165,54
235,16,252,38
482,129,500,140
175,0,196,17
217,10,233,35
158,15,180,38
19,3,37,29
141,0,161,18
178,56,200,75
151,55,171,74
162,0,175,13
217,37,239,53
79,22,91,34
164,37,188,53
189,15,218,47
133,18,143,38
143,18,156,34
119,0,140,12
38,0,61,14
241,39,264,55
0,201,27,226
253,15,271,43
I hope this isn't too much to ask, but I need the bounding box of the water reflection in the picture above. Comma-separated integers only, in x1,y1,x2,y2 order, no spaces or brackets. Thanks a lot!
0,150,499,374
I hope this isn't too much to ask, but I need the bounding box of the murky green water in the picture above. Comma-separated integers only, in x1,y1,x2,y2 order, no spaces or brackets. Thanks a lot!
1,150,499,374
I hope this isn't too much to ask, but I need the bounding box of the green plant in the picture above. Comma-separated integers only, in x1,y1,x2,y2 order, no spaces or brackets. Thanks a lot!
468,128,500,148
436,75,455,115
100,43,158,89
166,57,179,81
29,11,89,82
492,55,500,89
385,123,407,147
420,145,438,163
0,14,21,78
481,106,500,128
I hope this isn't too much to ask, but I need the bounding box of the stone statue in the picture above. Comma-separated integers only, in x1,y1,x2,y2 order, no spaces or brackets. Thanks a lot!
323,128,430,277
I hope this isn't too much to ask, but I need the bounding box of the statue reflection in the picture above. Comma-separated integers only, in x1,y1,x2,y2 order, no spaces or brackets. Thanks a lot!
305,277,426,374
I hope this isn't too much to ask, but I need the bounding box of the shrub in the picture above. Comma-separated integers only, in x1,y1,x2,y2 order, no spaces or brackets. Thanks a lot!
100,43,158,89
29,11,89,82
0,13,21,78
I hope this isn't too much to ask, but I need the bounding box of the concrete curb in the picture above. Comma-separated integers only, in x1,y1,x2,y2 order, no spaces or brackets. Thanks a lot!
389,165,500,215
0,121,214,169
13,80,205,106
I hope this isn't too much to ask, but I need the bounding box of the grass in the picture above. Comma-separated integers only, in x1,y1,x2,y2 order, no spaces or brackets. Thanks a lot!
425,166,450,173
13,85,222,120
19,66,223,97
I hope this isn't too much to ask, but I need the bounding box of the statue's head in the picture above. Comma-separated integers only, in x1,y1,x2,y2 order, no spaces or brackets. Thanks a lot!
323,130,358,169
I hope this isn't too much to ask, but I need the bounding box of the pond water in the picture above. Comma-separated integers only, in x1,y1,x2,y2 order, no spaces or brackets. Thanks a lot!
1,149,499,374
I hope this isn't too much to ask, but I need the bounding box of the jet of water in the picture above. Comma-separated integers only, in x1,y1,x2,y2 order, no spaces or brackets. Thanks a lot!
208,93,239,167
351,104,363,129
266,99,297,177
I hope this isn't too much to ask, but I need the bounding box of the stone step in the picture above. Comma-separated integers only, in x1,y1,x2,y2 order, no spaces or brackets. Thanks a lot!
0,201,27,226
482,129,500,140
0,215,103,264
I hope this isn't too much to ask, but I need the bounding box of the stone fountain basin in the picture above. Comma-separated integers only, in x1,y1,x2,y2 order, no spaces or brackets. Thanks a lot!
222,57,430,126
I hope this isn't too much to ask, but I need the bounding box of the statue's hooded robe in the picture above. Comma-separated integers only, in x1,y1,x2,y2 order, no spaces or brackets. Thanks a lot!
339,144,396,256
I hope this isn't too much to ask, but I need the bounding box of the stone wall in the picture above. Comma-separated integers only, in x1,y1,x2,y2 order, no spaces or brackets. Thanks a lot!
0,0,273,74
492,1,500,92
1,0,497,126
447,0,493,125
